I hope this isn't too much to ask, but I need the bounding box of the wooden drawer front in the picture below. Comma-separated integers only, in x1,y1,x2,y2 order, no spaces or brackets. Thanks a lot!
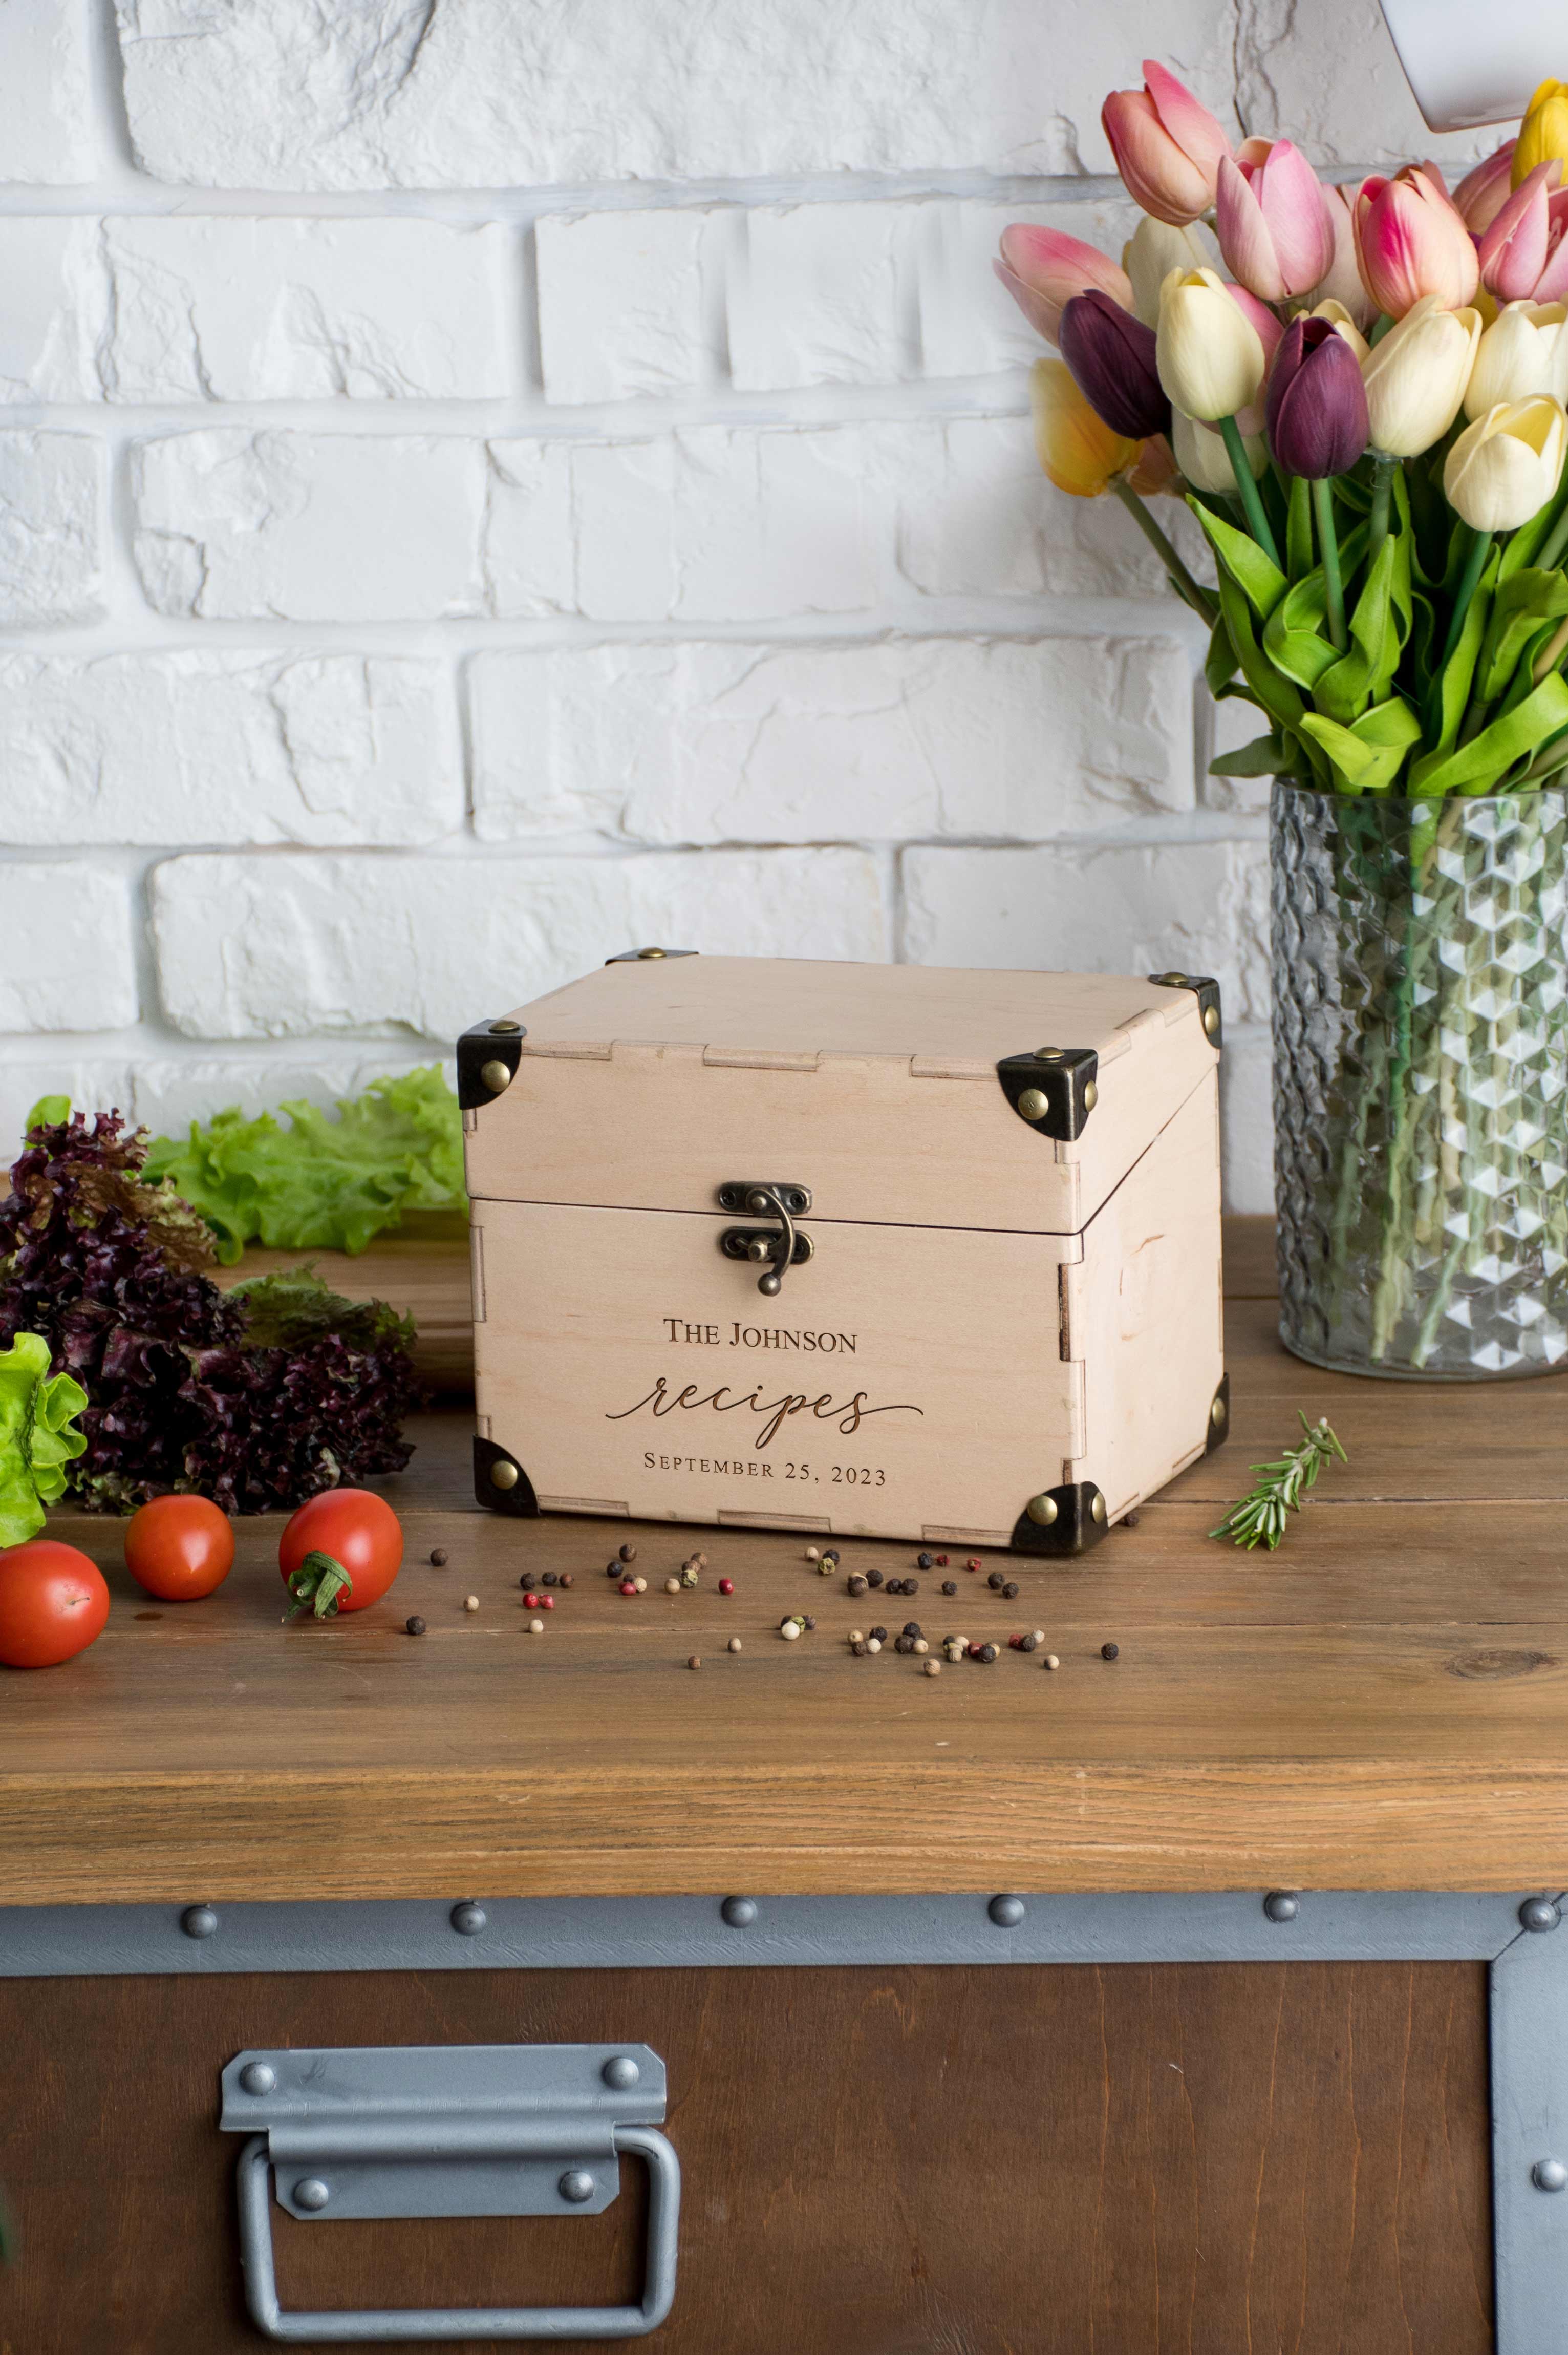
0,1961,1491,2355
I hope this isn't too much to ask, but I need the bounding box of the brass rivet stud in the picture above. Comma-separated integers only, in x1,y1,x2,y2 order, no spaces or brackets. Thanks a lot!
1211,1391,1228,1428
479,1058,512,1094
490,1460,520,1492
489,1017,521,1034
1034,1047,1065,1062
637,946,668,960
1090,1492,1107,1524
1082,1079,1099,1112
1017,1087,1049,1121
1026,1493,1059,1527
1204,1004,1220,1037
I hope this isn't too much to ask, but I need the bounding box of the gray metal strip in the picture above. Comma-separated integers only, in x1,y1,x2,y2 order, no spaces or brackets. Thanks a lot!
0,1890,1541,1977
1493,1907,1568,2353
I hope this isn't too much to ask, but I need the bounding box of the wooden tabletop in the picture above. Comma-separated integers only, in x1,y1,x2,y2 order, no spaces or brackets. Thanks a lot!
7,1215,1568,1906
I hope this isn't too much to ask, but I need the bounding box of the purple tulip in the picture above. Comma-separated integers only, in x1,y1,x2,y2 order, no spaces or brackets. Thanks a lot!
1265,314,1369,480
1058,290,1171,443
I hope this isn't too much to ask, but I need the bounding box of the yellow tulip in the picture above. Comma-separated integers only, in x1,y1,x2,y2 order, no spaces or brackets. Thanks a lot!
1155,265,1266,422
1362,295,1482,456
1464,301,1568,419
1122,217,1212,327
1444,396,1568,531
1515,79,1568,189
1030,358,1139,497
1171,409,1264,492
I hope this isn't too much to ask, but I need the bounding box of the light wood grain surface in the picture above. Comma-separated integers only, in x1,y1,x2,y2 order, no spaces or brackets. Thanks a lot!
9,1217,1568,1903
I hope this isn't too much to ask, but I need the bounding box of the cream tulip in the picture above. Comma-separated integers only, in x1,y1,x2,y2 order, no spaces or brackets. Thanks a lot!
1172,409,1264,492
1444,397,1568,531
1464,301,1568,419
1155,265,1266,421
1306,298,1370,368
1123,216,1213,327
1361,295,1482,456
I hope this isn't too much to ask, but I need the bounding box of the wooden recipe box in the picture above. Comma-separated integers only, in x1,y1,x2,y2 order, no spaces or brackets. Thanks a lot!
460,953,1227,1551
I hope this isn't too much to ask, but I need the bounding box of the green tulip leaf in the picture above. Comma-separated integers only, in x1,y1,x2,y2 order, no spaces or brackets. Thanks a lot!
1410,670,1568,795
1500,469,1568,578
1187,497,1290,620
1476,568,1568,705
1209,731,1289,779
1204,608,1239,697
1264,570,1339,688
1429,548,1499,756
1286,476,1314,582
1299,697,1422,796
0,1331,88,1549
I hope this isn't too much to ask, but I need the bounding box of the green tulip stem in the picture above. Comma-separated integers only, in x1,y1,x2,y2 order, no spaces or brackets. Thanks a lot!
1217,412,1282,568
1367,453,1398,573
1311,477,1347,652
1424,524,1492,744
1537,503,1568,575
1109,478,1216,621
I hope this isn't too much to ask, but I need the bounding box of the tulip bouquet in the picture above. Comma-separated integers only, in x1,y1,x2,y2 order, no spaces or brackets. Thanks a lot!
999,68,1568,1378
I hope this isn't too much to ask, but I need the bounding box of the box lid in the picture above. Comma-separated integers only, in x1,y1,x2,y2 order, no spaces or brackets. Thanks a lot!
462,954,1220,1235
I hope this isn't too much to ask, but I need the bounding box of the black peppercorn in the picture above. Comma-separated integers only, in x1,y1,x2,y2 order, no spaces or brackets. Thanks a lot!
851,1640,868,1656
866,1568,884,1589
607,1562,621,1577
848,1572,869,1596
894,1635,912,1654
977,1643,998,1663
560,1572,573,1588
1102,1641,1120,1660
918,1551,934,1569
428,1548,447,1567
542,1571,558,1586
803,1615,816,1631
869,1625,888,1642
1123,1512,1140,1530
987,1571,1004,1590
1020,1632,1039,1652
904,1579,918,1596
941,1579,957,1596
619,1543,636,1562
405,1615,426,1636
903,1620,921,1638
520,1574,530,1590
1002,1580,1019,1600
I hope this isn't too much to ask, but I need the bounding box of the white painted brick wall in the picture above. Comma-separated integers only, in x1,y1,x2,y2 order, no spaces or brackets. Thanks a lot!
0,0,1513,1212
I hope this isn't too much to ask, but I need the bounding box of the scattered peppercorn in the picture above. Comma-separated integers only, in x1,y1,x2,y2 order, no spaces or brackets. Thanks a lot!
803,1615,816,1631
719,1577,735,1596
869,1625,888,1642
633,1577,647,1594
851,1640,868,1657
429,1548,447,1567
821,1548,840,1567
520,1575,531,1592
913,1637,929,1655
1043,1652,1060,1670
848,1573,869,1596
865,1637,882,1653
464,1595,479,1613
1002,1580,1019,1600
923,1658,941,1677
782,1619,803,1642
688,1654,701,1670
917,1552,934,1569
967,1557,982,1572
903,1620,921,1637
560,1572,573,1589
976,1643,998,1663
620,1579,637,1596
665,1577,681,1594
1123,1512,1140,1530
727,1637,742,1654
680,1564,699,1589
987,1572,1004,1590
529,1617,544,1634
1020,1633,1039,1653
894,1634,914,1654
607,1563,621,1579
940,1579,957,1596
405,1615,426,1636
542,1571,558,1586
805,1546,820,1562
935,1555,949,1566
1102,1641,1120,1660
866,1568,884,1589
904,1579,918,1596
619,1544,636,1562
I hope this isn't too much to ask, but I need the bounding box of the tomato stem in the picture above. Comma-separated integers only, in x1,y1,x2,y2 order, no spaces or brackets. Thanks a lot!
284,1549,354,1622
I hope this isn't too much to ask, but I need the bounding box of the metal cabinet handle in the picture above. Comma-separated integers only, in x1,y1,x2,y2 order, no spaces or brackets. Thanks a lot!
235,2121,680,2343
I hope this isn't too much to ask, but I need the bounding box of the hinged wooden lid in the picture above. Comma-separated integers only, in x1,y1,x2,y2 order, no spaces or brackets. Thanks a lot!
462,956,1220,1235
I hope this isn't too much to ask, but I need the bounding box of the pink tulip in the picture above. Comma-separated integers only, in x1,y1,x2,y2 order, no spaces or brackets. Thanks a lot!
1312,184,1377,329
1478,159,1568,302
1454,139,1518,233
1215,140,1334,300
1352,167,1480,316
993,224,1133,347
1102,59,1232,226
1223,282,1283,435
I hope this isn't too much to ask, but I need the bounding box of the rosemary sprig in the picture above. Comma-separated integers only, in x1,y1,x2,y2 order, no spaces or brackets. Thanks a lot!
1209,1413,1347,1551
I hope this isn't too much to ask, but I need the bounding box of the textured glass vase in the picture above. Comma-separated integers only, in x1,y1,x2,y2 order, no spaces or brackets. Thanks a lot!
1272,780,1568,1379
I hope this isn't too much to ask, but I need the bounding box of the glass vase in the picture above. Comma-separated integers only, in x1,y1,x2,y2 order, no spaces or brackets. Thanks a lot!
1272,779,1568,1379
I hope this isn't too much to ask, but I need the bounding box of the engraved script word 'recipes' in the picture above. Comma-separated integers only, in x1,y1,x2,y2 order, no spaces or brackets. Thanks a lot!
606,1376,925,1453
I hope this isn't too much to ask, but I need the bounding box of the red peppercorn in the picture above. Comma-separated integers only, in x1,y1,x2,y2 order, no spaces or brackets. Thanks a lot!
619,1579,637,1596
966,1557,982,1571
523,1592,540,1608
540,1595,554,1609
719,1577,735,1596
935,1555,949,1566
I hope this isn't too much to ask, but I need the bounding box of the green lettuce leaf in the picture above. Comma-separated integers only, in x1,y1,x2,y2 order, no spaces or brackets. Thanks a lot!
142,1066,465,1265
0,1332,88,1548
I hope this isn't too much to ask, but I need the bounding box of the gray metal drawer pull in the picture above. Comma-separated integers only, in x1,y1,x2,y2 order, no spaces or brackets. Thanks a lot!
222,2044,679,2343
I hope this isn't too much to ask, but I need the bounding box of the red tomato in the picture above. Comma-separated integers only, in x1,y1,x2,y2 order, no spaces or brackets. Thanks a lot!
0,1540,111,1668
278,1488,402,1620
124,1495,234,1602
